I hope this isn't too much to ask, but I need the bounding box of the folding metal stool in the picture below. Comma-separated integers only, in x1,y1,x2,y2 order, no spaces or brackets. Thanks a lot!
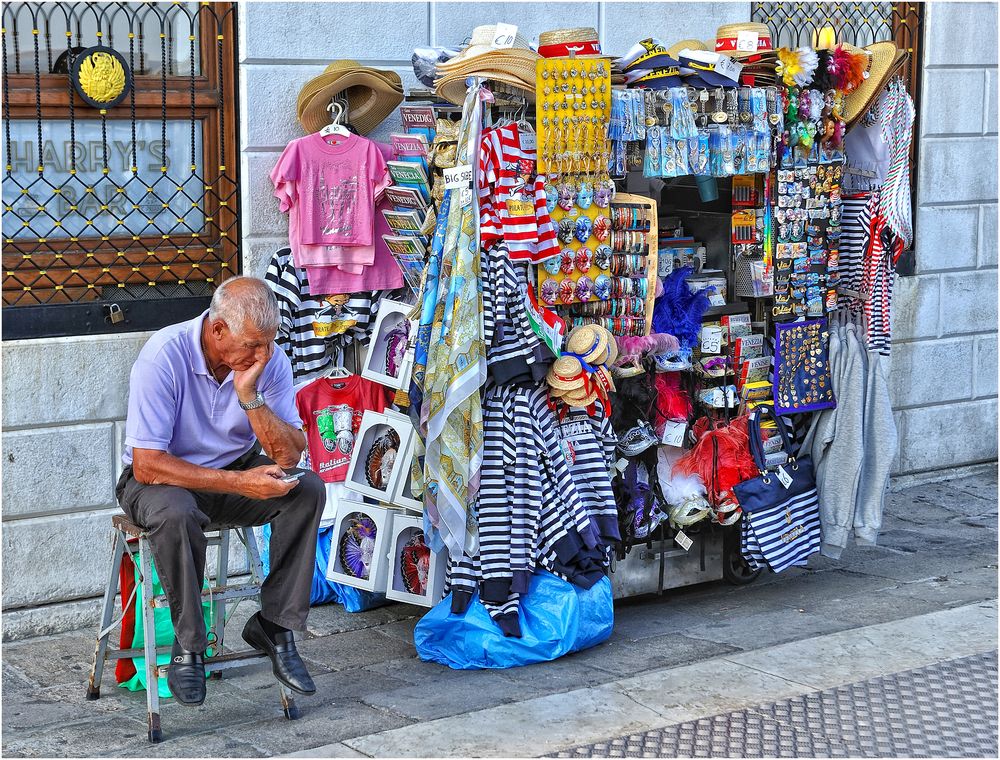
86,515,300,742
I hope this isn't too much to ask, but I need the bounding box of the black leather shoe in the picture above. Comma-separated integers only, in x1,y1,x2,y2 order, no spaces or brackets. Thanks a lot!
242,612,316,695
167,640,206,706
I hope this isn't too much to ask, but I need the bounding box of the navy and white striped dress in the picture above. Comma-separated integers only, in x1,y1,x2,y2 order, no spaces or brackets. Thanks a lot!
838,195,871,313
447,387,618,638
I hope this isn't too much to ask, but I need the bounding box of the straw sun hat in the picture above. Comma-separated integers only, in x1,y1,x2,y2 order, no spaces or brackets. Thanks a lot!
435,24,539,105
546,356,598,408
843,41,905,127
297,60,403,135
714,22,775,58
562,387,600,407
666,39,708,59
547,356,588,393
566,324,614,365
548,326,620,409
592,364,617,395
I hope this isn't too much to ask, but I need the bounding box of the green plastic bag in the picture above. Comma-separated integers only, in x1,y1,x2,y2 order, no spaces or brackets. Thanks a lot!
118,553,213,698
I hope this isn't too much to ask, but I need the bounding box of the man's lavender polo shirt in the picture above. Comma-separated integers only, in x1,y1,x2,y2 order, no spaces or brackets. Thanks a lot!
122,310,303,469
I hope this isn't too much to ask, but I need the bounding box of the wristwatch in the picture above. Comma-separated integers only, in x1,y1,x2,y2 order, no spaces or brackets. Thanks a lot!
239,391,266,411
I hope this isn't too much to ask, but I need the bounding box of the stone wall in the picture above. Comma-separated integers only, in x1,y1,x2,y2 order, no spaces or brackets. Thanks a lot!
894,1,998,473
0,332,248,639
2,334,147,637
2,0,996,638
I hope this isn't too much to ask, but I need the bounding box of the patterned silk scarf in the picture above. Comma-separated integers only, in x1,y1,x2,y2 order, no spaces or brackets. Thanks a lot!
419,82,486,558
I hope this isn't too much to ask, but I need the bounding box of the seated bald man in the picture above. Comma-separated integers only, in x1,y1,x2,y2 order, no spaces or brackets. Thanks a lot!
117,276,324,706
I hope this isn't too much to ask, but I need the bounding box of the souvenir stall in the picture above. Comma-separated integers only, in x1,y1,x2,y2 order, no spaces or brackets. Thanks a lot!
260,20,913,668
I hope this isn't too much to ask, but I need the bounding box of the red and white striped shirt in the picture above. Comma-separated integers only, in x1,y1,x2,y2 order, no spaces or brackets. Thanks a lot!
478,123,559,262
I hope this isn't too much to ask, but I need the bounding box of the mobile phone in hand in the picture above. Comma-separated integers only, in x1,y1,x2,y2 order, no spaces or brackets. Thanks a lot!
280,471,305,483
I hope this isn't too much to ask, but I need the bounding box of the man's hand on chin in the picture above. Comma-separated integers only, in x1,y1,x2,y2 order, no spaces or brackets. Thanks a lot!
234,354,269,405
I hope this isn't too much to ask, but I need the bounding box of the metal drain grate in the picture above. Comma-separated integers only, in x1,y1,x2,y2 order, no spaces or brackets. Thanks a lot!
554,651,998,758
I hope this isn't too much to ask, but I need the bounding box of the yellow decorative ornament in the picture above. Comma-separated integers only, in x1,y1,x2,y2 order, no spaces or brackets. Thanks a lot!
775,46,819,88
776,48,802,88
71,46,132,109
79,52,125,102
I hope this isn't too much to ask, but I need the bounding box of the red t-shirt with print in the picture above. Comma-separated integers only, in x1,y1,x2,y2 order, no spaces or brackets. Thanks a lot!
295,374,392,483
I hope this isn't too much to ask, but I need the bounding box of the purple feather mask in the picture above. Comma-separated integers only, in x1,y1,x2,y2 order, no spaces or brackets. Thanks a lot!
339,513,378,579
384,320,411,378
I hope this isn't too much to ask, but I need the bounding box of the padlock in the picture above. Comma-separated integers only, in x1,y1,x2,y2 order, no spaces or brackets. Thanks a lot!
105,303,125,325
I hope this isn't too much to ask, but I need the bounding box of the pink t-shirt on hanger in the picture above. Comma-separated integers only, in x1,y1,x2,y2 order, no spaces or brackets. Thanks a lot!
284,141,396,276
303,188,404,295
271,132,390,250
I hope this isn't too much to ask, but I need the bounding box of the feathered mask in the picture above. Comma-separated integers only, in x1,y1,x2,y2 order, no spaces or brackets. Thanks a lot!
614,333,680,367
673,416,758,506
654,372,692,428
828,45,869,93
813,50,833,92
777,46,820,88
651,267,711,351
657,447,711,528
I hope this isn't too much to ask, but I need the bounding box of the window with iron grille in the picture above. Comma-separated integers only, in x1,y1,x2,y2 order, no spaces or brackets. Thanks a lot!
2,1,241,339
751,2,923,104
751,2,924,272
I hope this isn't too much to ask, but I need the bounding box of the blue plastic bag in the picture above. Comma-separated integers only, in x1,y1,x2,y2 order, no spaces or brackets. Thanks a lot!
259,524,388,612
414,571,614,669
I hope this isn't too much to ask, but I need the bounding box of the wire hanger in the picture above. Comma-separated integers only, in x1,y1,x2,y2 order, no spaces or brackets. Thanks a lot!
515,100,534,134
320,100,350,141
325,346,352,379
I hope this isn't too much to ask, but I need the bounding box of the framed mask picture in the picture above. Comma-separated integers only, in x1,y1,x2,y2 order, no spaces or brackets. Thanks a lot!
325,500,390,593
344,410,413,502
383,409,422,513
361,300,415,390
383,513,446,607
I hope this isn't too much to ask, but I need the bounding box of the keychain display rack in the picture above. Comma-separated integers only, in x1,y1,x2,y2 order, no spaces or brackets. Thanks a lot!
535,56,612,175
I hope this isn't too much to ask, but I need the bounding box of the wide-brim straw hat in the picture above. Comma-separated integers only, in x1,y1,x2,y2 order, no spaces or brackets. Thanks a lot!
538,27,603,58
438,24,535,69
547,355,587,393
715,22,774,59
843,42,903,127
666,39,708,59
435,67,536,105
297,60,403,135
566,324,611,365
436,47,540,75
435,24,539,105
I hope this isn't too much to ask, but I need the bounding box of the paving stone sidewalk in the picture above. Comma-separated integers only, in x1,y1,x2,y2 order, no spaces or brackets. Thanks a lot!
2,468,997,758
554,650,999,758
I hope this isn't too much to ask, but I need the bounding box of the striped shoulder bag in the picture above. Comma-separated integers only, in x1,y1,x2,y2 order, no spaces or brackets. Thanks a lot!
733,406,821,573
